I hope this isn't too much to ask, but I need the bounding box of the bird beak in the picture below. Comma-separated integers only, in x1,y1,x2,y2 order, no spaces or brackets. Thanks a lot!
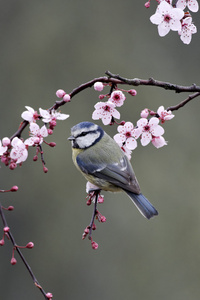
68,135,75,141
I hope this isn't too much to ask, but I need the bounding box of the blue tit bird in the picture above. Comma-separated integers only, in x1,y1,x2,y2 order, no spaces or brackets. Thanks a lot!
68,121,158,219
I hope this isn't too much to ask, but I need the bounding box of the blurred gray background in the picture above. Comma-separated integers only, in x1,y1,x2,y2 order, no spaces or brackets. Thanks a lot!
0,0,200,299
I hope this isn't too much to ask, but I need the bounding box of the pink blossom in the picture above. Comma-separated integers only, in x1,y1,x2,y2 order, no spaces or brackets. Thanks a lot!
94,82,104,91
140,108,149,118
176,0,199,12
109,90,126,107
10,137,28,164
137,117,165,146
152,136,168,148
179,17,197,44
92,101,120,125
157,106,175,123
0,140,7,155
150,1,184,36
21,106,39,123
114,122,140,150
39,108,69,123
24,123,48,146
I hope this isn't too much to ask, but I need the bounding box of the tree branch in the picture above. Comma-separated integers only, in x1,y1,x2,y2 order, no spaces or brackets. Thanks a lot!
0,203,49,300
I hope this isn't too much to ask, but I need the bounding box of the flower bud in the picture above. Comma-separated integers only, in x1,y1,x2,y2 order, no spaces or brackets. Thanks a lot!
128,89,137,96
47,129,53,135
91,241,98,250
140,109,149,118
4,226,10,232
49,142,56,147
63,94,71,102
43,166,48,173
94,82,104,92
56,89,66,98
99,94,105,100
0,239,5,246
8,206,14,211
2,137,10,146
33,155,38,161
9,162,17,170
11,257,17,265
144,1,150,8
100,216,106,223
26,242,34,249
46,292,53,299
11,185,18,192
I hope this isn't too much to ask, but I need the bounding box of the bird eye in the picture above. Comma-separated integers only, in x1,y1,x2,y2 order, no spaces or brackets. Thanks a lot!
79,132,88,137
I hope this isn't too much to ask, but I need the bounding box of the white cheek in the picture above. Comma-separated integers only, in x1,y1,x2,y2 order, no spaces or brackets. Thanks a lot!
77,132,100,148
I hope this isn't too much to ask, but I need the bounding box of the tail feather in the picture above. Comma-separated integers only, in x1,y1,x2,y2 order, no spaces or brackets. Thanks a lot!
125,191,158,219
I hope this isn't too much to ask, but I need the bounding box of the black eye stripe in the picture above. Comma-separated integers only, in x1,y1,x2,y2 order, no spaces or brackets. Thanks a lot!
77,130,96,138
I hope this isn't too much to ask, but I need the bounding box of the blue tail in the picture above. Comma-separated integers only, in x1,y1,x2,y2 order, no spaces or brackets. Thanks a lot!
125,191,158,219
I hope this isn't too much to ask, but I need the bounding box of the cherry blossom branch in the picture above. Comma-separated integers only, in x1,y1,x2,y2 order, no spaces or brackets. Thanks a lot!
105,71,200,93
0,202,50,300
8,71,200,142
166,91,200,111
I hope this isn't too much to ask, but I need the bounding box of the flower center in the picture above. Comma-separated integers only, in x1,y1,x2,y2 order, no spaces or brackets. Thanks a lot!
125,132,131,138
103,105,110,112
144,125,150,131
164,14,171,23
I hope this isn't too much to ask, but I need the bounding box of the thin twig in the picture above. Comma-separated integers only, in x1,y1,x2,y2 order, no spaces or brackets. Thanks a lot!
88,191,99,239
0,202,49,300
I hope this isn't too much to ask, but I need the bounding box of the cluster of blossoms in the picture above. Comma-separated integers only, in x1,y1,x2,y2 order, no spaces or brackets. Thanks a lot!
84,82,175,249
92,82,174,160
0,101,69,172
146,0,198,44
92,81,137,125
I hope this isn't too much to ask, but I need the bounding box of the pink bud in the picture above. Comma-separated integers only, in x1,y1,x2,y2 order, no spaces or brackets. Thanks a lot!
11,257,17,265
140,109,149,118
11,185,18,192
9,162,17,170
2,137,10,146
84,227,89,234
43,166,48,173
144,1,150,8
46,292,53,299
150,110,156,116
47,129,53,135
49,142,56,147
56,89,66,98
86,199,92,206
99,94,105,100
92,223,96,230
50,120,57,128
128,89,137,96
120,121,126,126
91,241,98,250
4,226,10,232
8,206,14,211
100,216,106,223
94,82,104,92
0,239,5,246
33,155,38,161
26,242,34,249
63,94,71,102
97,195,104,203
